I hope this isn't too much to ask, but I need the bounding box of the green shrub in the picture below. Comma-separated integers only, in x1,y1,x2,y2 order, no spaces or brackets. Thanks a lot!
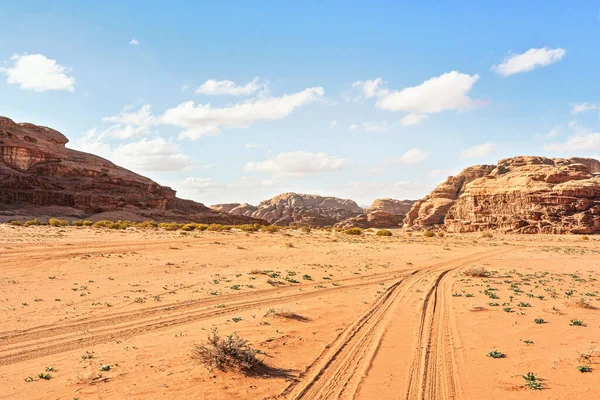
344,227,363,236
376,229,392,236
138,220,158,229
9,220,22,226
23,219,40,227
71,220,84,226
423,230,435,237
238,224,261,232
48,218,68,227
82,220,94,226
206,223,224,231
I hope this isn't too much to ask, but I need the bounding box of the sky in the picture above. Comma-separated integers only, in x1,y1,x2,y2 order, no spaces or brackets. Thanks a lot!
1,1,600,206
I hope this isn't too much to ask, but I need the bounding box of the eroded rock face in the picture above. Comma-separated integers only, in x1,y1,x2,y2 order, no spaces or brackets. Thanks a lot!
335,211,405,229
0,116,264,224
368,198,415,215
211,203,258,217
250,192,363,226
405,156,600,234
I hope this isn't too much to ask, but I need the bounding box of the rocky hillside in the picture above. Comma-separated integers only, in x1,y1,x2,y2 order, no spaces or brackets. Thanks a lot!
0,116,264,224
405,156,600,234
210,203,257,217
335,198,416,229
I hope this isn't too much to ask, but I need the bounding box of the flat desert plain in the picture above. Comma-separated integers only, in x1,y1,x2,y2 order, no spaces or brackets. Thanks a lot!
1,225,599,399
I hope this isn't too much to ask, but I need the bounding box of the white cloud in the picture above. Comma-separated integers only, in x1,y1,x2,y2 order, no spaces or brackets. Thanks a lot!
349,121,389,132
571,102,599,114
243,151,347,178
196,77,266,96
352,78,384,99
182,177,219,189
458,142,496,158
129,39,140,46
393,148,429,165
376,71,482,113
161,87,325,139
400,113,429,126
73,133,194,172
2,53,75,92
99,105,156,139
544,133,600,152
492,47,566,76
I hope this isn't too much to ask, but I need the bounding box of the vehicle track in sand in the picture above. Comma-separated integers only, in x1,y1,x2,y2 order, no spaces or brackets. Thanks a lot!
0,268,406,366
280,248,510,400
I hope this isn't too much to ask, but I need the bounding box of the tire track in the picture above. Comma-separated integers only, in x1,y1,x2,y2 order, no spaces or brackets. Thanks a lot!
0,270,405,366
281,248,510,400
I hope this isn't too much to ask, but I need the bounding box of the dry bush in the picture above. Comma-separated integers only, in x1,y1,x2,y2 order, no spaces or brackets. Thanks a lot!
406,231,413,236
191,328,262,373
423,230,435,237
344,227,363,236
376,229,392,236
48,218,68,227
9,220,21,226
285,242,294,248
300,226,311,233
463,266,491,278
159,222,182,231
261,225,280,233
137,220,158,229
437,232,445,237
571,298,595,309
264,308,308,321
23,219,40,227
465,304,486,312
481,232,494,238
181,223,197,231
581,235,589,241
206,224,225,231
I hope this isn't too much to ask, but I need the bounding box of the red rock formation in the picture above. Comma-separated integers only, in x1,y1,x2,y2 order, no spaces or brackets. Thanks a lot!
250,192,363,226
405,156,600,234
0,116,264,224
211,203,258,217
367,198,415,215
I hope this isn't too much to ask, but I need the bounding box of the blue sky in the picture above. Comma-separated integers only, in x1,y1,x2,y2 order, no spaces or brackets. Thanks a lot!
2,1,600,206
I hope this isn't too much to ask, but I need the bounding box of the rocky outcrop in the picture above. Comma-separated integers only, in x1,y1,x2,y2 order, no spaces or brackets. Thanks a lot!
335,198,416,229
210,203,258,217
368,198,415,215
405,156,600,234
0,116,265,224
249,192,363,226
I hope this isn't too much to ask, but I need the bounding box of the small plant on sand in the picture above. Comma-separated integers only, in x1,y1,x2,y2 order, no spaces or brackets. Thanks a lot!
423,230,435,238
260,225,280,233
300,226,311,233
487,350,505,358
344,227,363,235
9,220,21,226
577,365,592,373
463,266,490,278
191,328,263,373
482,232,494,239
437,231,445,237
533,318,545,324
99,364,111,371
376,229,392,236
522,372,542,390
570,319,584,326
581,235,589,241
37,372,51,380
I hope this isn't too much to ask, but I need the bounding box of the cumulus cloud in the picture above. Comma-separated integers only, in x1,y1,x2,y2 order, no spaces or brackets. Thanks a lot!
73,133,194,172
129,38,140,46
544,133,600,152
2,53,75,92
376,71,482,113
400,113,429,126
571,103,599,114
390,148,429,165
161,87,325,139
458,142,496,158
492,47,566,76
350,78,384,99
196,77,266,96
243,151,347,178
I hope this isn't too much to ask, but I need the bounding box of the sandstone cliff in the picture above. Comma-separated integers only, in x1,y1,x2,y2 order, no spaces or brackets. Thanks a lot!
210,203,258,217
0,116,264,224
405,156,600,234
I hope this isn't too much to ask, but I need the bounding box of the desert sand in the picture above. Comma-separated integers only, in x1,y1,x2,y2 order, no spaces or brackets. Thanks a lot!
1,225,599,399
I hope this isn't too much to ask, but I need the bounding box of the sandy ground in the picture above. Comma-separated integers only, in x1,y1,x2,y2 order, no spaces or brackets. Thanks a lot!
0,225,599,400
